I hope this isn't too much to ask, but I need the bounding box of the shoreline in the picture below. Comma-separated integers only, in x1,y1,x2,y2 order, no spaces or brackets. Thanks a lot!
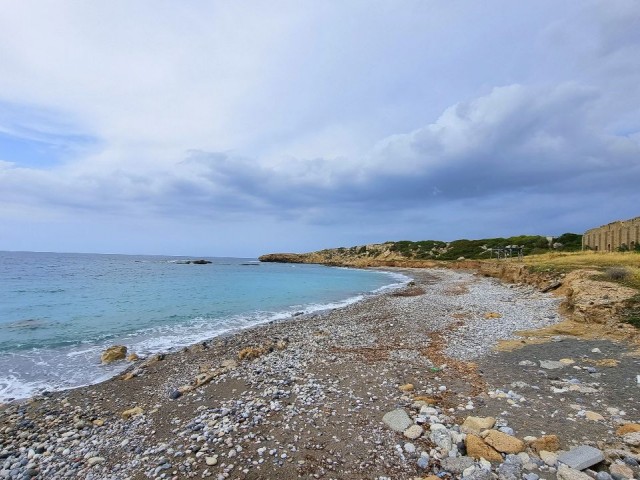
0,266,410,404
1,267,639,479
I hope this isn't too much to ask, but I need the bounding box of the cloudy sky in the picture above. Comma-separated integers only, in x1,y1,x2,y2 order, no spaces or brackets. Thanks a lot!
1,1,639,256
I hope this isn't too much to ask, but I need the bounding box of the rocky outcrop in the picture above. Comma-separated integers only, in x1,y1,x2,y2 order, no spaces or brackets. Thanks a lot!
100,345,127,364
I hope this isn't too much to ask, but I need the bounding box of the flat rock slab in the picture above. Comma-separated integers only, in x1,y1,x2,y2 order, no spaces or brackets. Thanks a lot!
382,409,413,432
558,445,605,470
540,360,566,369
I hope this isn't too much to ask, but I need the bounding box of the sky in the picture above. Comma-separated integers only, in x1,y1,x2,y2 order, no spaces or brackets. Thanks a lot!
0,1,639,257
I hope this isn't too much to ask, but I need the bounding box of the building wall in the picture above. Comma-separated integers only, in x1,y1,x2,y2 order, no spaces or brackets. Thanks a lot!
583,216,640,251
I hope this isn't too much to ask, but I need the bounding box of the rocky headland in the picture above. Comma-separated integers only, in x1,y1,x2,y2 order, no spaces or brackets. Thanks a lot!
1,264,639,480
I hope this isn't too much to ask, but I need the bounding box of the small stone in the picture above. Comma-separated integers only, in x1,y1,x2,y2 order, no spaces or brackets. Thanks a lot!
404,442,416,453
126,353,139,362
557,464,593,480
519,360,537,366
462,416,496,434
429,428,453,451
523,474,540,480
403,425,423,440
482,430,525,454
622,431,640,447
417,456,429,469
399,383,414,392
596,472,613,480
497,461,522,480
609,463,634,479
539,450,558,467
87,457,105,466
585,411,605,422
557,445,605,470
121,406,144,419
540,360,566,369
441,456,474,474
169,390,182,400
591,348,602,353
559,358,575,365
382,409,413,432
92,419,105,427
205,455,218,466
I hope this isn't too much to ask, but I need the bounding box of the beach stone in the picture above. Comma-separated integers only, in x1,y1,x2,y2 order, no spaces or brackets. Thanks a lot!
465,434,502,462
205,455,218,466
462,416,496,433
540,450,558,467
399,383,414,392
519,360,537,366
585,411,605,421
126,353,139,362
382,409,413,433
540,360,566,369
530,435,560,453
403,425,423,440
557,464,593,480
609,463,634,479
560,358,575,365
622,432,640,447
416,456,429,470
482,430,525,454
441,456,474,474
101,345,127,364
169,390,182,400
404,442,416,453
523,474,540,480
87,457,105,466
464,468,494,480
616,424,640,436
92,419,104,427
558,445,605,470
429,427,453,451
497,461,522,480
596,473,613,480
121,406,144,419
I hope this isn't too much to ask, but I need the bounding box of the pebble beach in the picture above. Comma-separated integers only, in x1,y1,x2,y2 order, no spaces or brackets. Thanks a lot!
2,267,639,480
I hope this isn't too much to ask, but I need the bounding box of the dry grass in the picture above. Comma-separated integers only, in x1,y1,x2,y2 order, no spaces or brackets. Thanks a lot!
523,251,640,290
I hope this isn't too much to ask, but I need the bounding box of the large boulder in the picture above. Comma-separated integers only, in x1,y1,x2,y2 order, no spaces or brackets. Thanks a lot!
101,345,127,364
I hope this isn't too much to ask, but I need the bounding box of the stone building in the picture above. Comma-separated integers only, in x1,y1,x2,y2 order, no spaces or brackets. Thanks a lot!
583,216,640,251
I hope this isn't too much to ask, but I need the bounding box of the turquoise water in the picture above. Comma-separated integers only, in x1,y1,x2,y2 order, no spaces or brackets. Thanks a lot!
0,251,407,401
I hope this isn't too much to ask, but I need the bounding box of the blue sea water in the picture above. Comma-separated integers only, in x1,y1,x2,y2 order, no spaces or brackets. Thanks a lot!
0,251,407,401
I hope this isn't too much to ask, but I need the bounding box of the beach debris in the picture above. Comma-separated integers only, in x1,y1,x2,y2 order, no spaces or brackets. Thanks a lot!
100,345,127,364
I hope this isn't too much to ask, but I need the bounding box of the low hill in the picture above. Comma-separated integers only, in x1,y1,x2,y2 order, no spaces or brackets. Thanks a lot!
259,233,583,267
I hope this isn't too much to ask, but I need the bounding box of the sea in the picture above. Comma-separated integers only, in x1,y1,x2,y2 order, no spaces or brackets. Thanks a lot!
0,251,408,402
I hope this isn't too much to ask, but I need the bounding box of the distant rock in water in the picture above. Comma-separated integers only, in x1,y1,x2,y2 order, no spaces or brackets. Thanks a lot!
176,259,213,265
